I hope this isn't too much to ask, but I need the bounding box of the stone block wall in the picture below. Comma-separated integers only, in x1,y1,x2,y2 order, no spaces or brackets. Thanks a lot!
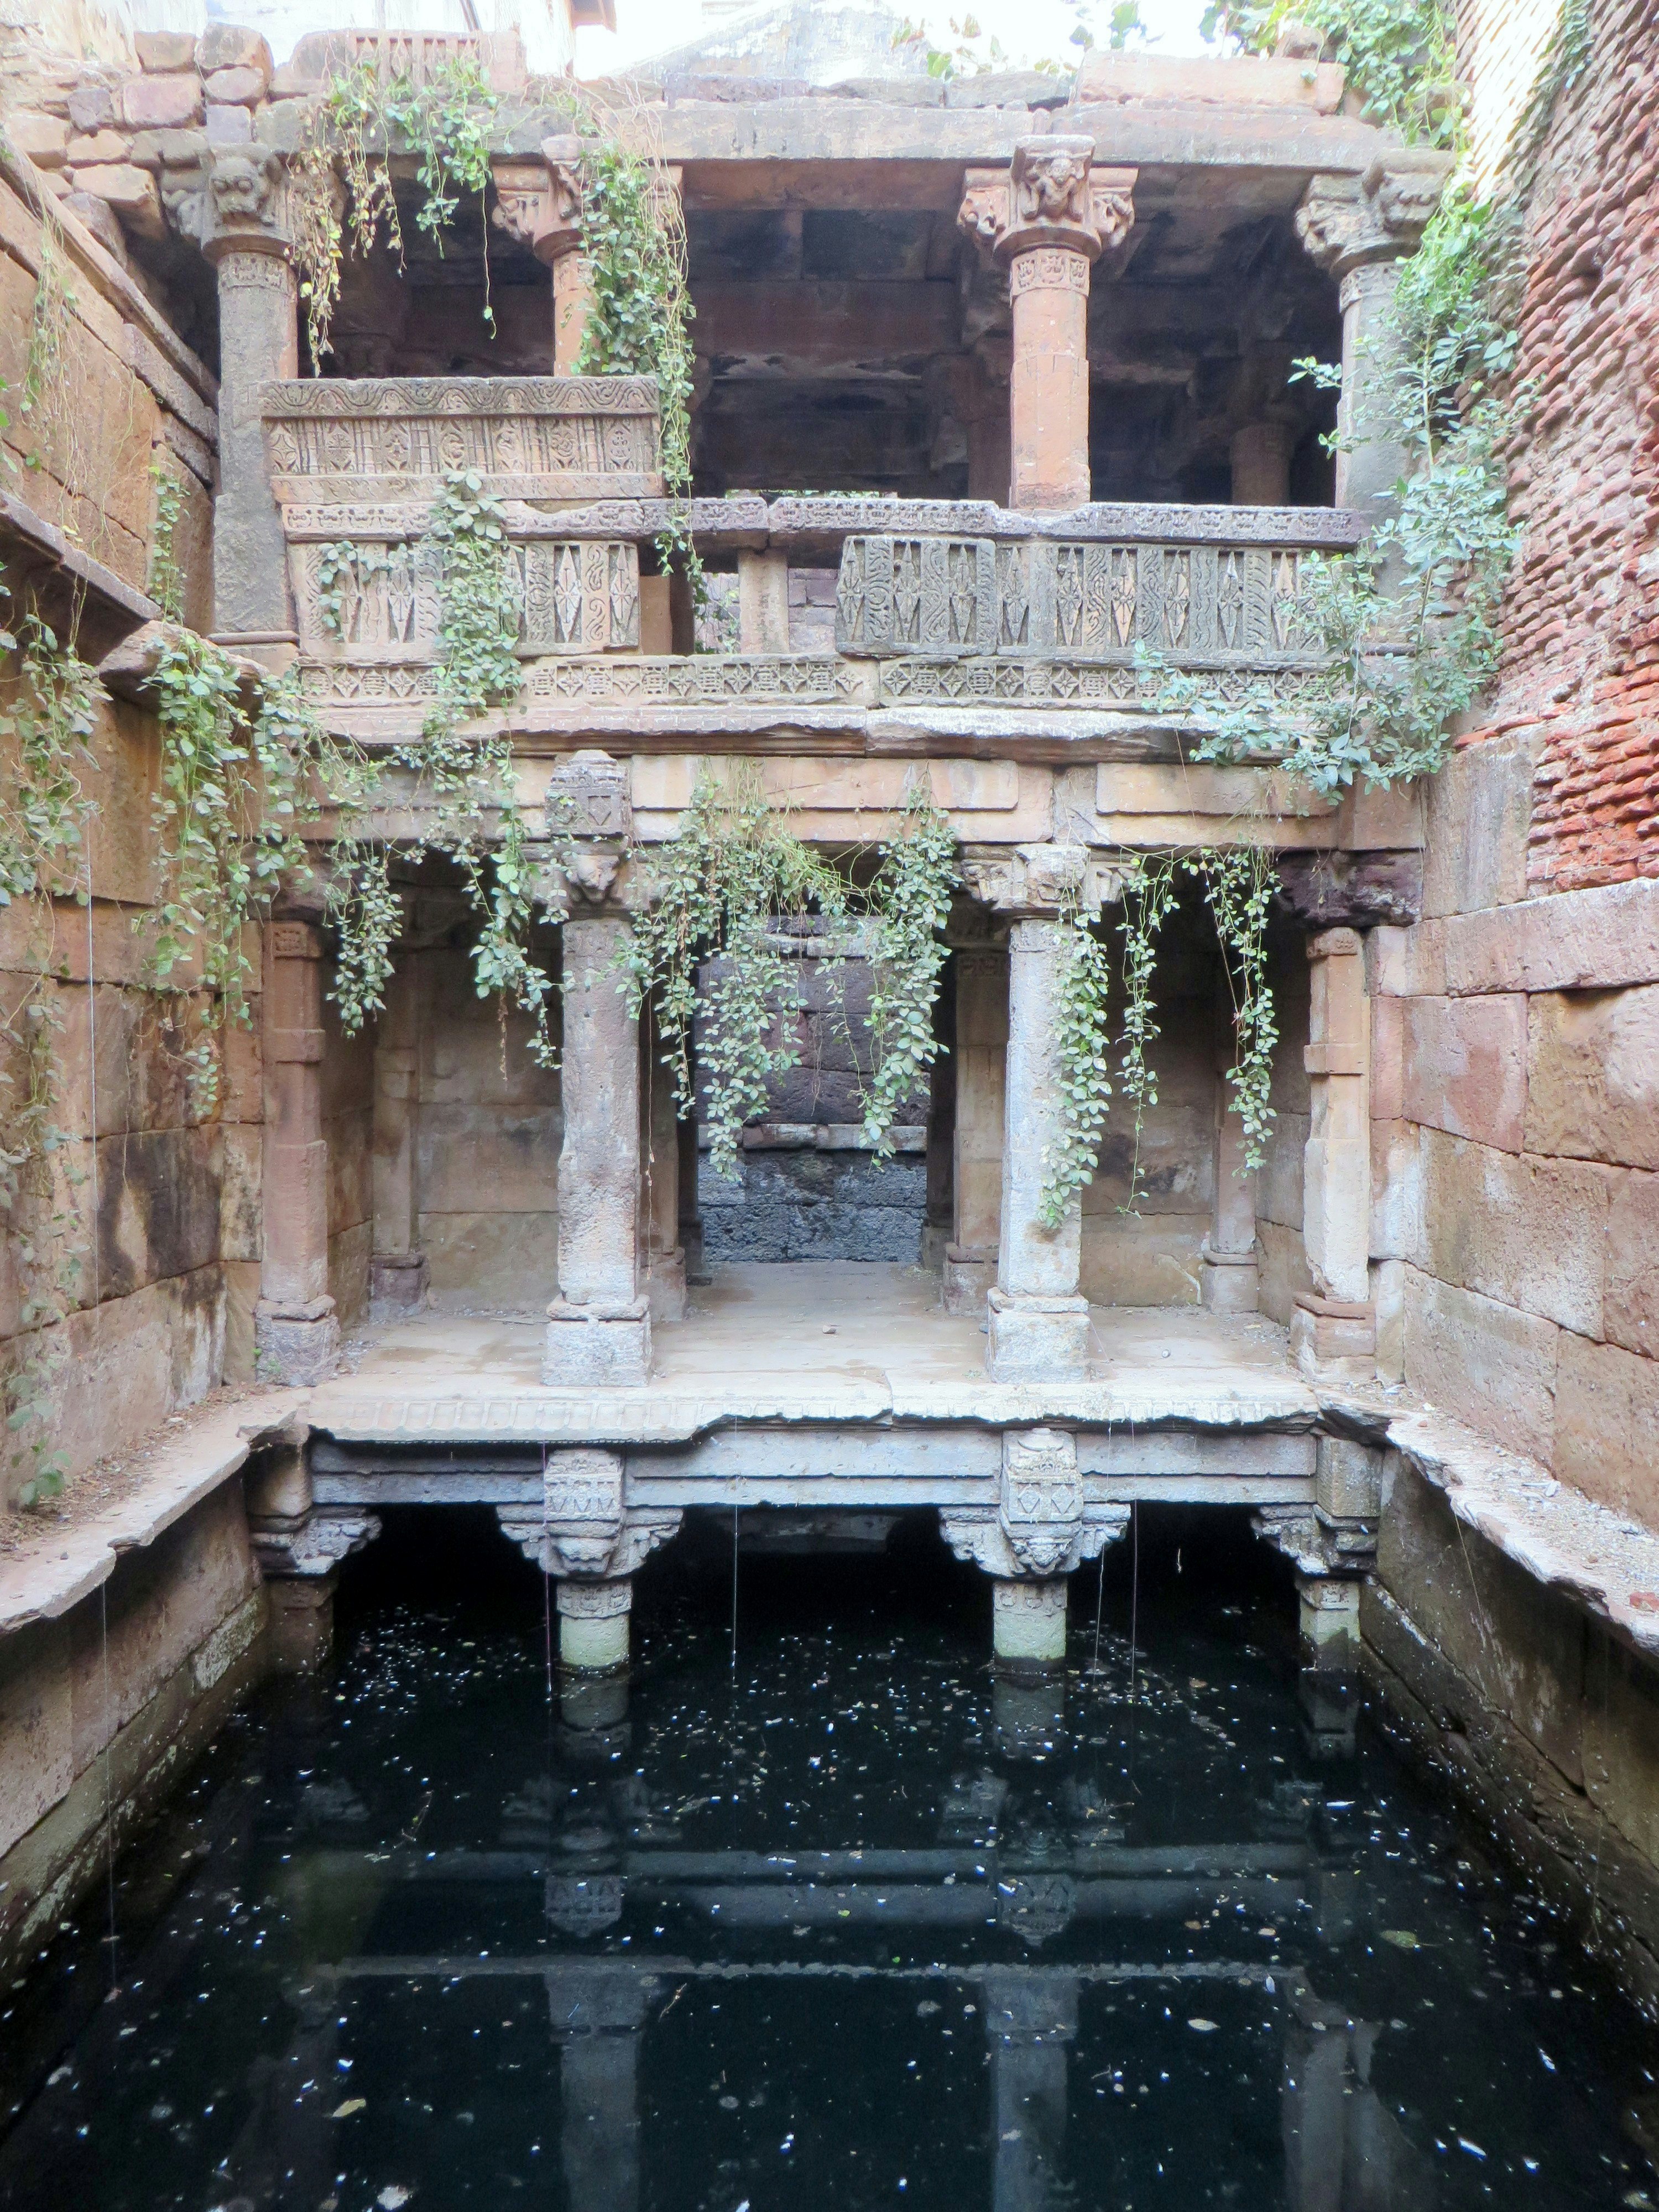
0,1480,267,1981
1454,0,1659,895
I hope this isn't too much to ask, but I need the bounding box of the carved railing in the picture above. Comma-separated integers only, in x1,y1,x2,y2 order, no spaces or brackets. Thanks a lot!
264,375,664,663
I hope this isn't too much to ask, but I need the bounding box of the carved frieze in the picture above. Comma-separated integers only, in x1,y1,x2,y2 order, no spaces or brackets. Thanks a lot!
262,376,663,505
838,533,1316,661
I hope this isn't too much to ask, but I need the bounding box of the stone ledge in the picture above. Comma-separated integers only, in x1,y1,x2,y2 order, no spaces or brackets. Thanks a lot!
0,1390,306,1630
0,485,160,632
1441,877,1659,995
1379,1402,1659,1661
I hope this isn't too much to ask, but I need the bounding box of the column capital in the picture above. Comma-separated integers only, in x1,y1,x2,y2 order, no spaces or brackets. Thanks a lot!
524,145,586,265
960,842,1124,919
201,145,294,265
1296,150,1453,279
543,750,637,911
958,139,1137,267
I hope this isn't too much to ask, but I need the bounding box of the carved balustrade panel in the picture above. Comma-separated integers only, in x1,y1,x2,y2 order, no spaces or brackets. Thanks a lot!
836,531,1319,664
285,529,641,662
261,375,664,505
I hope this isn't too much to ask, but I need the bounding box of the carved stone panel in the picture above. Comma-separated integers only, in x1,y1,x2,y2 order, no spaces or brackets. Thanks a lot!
999,1426,1084,1575
837,534,1313,663
262,376,664,505
286,529,640,662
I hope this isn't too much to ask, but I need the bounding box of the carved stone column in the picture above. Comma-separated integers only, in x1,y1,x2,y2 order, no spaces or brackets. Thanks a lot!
941,1428,1129,1671
369,948,426,1319
1199,992,1259,1314
255,919,339,1386
202,148,298,645
1230,419,1296,505
959,846,1118,1379
1295,927,1374,1381
496,1446,681,1672
1297,153,1452,521
945,944,1007,1317
543,753,651,1386
959,141,1136,513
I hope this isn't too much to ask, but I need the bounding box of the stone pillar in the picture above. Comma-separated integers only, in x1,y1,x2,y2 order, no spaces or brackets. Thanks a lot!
202,148,298,645
245,1438,380,1670
1230,418,1296,505
738,548,790,652
1199,995,1259,1314
1296,153,1452,523
959,142,1136,514
995,919,1087,1379
945,945,1007,1316
255,919,339,1385
1293,927,1374,1381
543,753,650,1386
983,1973,1078,2212
545,1970,656,2212
559,1579,631,1673
495,1447,682,1674
495,149,594,374
640,1014,686,1323
369,948,427,1320
993,1577,1068,1667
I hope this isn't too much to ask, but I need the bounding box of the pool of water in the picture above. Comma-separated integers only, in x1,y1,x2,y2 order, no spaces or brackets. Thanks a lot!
1,1508,1656,2212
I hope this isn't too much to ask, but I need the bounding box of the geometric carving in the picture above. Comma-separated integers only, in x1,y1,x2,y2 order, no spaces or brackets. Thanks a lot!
546,749,632,841
837,533,1312,661
262,375,663,504
493,1447,682,1579
940,1431,1129,1578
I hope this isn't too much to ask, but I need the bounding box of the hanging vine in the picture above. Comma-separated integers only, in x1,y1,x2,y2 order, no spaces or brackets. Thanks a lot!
290,49,502,365
858,781,959,1159
570,135,703,603
1037,893,1117,1231
1115,852,1180,1204
626,765,848,1178
1192,847,1279,1167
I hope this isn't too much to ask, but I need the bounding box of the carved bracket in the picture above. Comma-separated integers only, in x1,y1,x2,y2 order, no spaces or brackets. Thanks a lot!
252,1508,381,1579
941,1432,1130,1578
495,1446,682,1578
960,842,1124,918
1296,150,1454,278
1253,1504,1376,1578
958,139,1137,267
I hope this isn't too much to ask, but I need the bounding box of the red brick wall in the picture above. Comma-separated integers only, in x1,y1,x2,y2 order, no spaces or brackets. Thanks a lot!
1459,0,1659,891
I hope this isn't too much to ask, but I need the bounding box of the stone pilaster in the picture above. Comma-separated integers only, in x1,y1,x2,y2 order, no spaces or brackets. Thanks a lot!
1199,993,1259,1314
202,147,298,645
542,753,651,1386
944,944,1007,1316
1295,927,1374,1381
1230,418,1296,505
244,1438,379,1670
1297,152,1452,523
492,149,592,374
368,948,427,1319
959,140,1136,513
255,919,339,1385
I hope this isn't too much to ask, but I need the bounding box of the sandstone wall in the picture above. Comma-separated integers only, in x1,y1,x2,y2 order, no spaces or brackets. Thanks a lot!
0,1478,267,1980
0,156,245,1488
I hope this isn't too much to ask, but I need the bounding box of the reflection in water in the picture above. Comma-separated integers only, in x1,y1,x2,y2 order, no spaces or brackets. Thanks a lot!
0,1514,1655,2212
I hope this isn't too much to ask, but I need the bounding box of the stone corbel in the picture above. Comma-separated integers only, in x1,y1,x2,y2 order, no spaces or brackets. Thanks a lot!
495,1446,682,1578
1252,1501,1376,1577
490,155,555,247
253,1509,382,1579
941,1428,1130,1578
201,145,293,262
959,842,1124,919
541,749,635,912
1296,149,1453,279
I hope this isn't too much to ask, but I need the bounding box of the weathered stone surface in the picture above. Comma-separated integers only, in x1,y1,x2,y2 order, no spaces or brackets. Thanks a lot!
1554,1334,1659,1527
70,162,165,238
67,77,115,132
1075,46,1345,109
1605,1168,1659,1358
134,30,197,69
1402,1266,1558,1464
7,112,69,164
1446,879,1659,996
1525,985,1659,1168
204,65,267,106
828,76,946,106
205,103,253,147
1583,1635,1659,1869
1276,849,1423,928
1079,1216,1205,1305
1401,994,1527,1152
124,124,208,171
121,73,204,129
945,70,1071,108
0,1621,71,1859
1420,1131,1608,1336
67,129,130,164
1365,918,1446,999
195,23,272,75
1421,730,1545,919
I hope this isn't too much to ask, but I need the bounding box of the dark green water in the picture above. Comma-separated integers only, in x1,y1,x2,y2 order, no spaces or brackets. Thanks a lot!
1,1507,1656,2212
